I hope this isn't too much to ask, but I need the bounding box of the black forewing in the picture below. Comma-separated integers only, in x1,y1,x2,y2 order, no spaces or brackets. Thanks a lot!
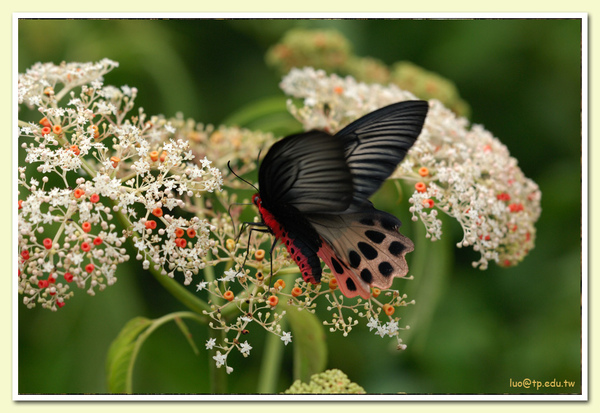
258,130,354,213
335,100,429,209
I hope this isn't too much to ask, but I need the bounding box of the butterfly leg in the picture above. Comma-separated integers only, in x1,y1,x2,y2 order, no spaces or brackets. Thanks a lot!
235,222,272,278
267,235,279,291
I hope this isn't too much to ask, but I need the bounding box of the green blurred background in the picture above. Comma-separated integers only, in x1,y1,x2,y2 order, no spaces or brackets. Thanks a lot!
17,18,582,395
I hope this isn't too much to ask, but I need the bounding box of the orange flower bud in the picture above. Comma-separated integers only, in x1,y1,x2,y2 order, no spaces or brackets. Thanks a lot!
329,277,338,290
254,249,265,261
382,304,395,316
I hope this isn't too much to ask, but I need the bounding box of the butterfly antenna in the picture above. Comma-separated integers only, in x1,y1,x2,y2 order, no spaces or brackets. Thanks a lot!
227,160,259,192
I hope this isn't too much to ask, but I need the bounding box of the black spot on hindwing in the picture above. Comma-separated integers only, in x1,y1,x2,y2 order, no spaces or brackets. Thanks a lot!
358,241,378,260
365,230,385,244
349,250,361,268
331,257,344,274
388,241,405,256
360,268,373,283
378,261,394,277
345,278,357,291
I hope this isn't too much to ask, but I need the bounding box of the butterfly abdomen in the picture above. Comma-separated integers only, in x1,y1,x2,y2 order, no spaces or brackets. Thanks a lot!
253,194,323,284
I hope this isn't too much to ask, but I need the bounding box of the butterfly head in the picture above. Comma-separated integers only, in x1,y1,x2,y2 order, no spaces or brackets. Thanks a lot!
252,193,261,207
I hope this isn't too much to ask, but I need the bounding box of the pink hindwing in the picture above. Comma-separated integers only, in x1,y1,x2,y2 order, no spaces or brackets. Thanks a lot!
308,211,414,297
317,240,370,299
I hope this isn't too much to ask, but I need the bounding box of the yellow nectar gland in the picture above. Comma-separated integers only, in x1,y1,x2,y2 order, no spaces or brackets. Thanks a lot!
274,279,286,290
223,291,235,302
291,286,303,297
268,295,279,307
372,287,381,298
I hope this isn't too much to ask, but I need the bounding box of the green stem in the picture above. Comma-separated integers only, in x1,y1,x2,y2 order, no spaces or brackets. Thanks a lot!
208,328,227,393
257,271,295,394
149,266,212,314
257,321,286,394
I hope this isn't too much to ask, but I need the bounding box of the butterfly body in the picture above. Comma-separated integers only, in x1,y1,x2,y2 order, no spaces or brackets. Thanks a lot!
253,101,429,298
253,193,322,284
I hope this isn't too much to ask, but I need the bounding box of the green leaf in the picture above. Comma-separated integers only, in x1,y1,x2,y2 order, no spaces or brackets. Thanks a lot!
174,316,199,356
281,303,328,383
105,317,152,393
221,96,294,131
105,312,206,393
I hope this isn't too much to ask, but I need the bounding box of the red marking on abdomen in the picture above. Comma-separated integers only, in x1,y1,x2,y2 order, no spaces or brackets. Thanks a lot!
255,195,320,284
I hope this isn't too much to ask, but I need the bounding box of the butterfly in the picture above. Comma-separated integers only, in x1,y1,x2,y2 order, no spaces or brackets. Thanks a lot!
251,100,428,299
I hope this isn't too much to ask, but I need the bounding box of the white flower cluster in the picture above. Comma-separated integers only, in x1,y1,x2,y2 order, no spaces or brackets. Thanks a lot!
164,115,276,183
280,67,541,269
203,305,292,374
280,67,417,132
17,60,223,310
18,58,119,108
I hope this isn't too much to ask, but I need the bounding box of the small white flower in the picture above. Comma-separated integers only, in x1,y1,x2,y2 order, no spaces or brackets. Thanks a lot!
366,317,379,331
375,325,388,338
239,341,252,355
218,268,239,282
240,315,252,323
385,320,400,336
213,351,227,368
205,338,216,350
196,281,208,292
281,331,292,345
